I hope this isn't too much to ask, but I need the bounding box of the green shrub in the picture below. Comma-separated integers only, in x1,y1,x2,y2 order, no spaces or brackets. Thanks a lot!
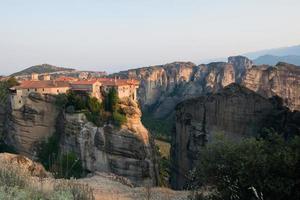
155,144,171,187
56,152,84,179
189,134,300,200
87,97,102,114
112,111,127,127
106,88,118,112
37,134,60,170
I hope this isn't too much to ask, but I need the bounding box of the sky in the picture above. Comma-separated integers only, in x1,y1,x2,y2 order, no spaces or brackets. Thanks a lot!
0,0,300,75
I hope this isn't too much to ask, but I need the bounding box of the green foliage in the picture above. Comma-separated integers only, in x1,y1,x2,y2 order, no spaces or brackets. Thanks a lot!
37,134,60,170
56,152,84,179
189,133,300,200
141,111,172,142
106,88,118,112
55,93,68,108
37,135,84,179
112,111,127,127
0,77,19,106
6,77,19,88
155,144,171,187
87,97,102,114
66,91,87,111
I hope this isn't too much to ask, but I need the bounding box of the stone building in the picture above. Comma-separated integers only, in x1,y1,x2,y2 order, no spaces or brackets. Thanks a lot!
98,78,139,101
9,74,139,110
70,80,102,100
10,80,70,109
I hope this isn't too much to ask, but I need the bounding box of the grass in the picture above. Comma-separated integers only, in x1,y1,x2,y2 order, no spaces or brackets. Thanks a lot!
0,161,94,200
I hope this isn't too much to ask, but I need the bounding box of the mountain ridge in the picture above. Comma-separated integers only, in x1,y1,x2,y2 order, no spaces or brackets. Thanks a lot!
11,64,75,76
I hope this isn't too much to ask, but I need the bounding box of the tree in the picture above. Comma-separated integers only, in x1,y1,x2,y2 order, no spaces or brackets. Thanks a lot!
107,88,118,112
189,133,300,200
6,77,19,88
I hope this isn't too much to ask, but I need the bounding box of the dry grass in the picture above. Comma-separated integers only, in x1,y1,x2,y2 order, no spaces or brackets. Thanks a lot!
0,161,95,200
155,139,171,158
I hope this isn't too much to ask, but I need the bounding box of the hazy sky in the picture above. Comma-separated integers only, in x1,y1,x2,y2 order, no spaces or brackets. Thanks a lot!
0,0,300,75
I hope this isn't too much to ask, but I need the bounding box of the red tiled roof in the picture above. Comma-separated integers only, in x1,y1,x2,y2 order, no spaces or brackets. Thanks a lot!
71,80,100,85
13,80,70,89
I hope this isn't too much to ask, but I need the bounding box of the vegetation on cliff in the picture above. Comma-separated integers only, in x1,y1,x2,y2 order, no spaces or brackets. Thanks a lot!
55,88,126,127
37,134,84,179
188,132,300,200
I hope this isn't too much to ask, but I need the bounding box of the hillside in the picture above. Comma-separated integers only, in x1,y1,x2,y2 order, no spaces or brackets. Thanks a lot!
253,54,300,66
11,64,75,76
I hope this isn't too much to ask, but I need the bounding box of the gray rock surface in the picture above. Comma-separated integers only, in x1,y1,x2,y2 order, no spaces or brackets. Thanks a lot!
59,98,158,186
114,57,300,119
170,84,300,189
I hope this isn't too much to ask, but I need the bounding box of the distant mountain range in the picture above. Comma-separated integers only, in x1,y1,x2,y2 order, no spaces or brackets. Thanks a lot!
244,44,300,66
201,45,300,66
244,44,300,59
253,55,300,66
11,64,75,76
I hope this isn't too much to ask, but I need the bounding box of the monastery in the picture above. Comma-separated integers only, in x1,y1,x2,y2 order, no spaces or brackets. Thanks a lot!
10,73,139,109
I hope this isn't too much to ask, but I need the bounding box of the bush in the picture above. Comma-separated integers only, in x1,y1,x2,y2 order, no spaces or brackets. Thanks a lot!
112,111,127,127
56,152,84,179
155,145,171,187
105,88,118,112
37,135,84,179
37,134,60,170
189,134,300,200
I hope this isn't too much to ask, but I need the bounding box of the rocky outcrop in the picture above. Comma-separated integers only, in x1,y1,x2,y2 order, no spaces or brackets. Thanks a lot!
114,57,300,119
242,62,300,111
5,93,59,157
170,84,300,189
0,153,50,178
60,98,158,186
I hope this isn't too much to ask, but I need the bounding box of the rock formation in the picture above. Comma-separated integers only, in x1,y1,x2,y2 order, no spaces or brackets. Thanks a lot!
0,153,50,178
170,84,300,189
1,90,158,186
5,93,59,157
60,98,158,186
114,57,300,120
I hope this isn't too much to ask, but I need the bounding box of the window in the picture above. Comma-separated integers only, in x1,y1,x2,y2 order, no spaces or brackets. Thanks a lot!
43,88,44,91
19,100,21,104
27,89,29,91
35,88,37,91
57,89,59,93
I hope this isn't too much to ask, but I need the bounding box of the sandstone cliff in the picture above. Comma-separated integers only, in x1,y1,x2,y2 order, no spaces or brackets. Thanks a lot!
5,93,59,157
170,84,300,189
59,98,158,186
114,57,300,120
2,92,158,186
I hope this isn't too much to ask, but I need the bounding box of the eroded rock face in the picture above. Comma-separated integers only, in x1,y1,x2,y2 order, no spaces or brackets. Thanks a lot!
242,62,300,111
60,98,158,186
170,84,300,189
5,93,59,157
114,57,300,119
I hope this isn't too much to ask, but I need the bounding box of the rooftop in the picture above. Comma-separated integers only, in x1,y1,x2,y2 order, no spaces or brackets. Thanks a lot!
70,80,100,85
13,80,70,89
